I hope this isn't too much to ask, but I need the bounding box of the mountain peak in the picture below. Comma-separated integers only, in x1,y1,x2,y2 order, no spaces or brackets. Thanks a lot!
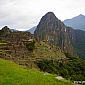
79,14,85,17
64,14,85,31
34,12,74,55
41,12,57,21
45,12,55,16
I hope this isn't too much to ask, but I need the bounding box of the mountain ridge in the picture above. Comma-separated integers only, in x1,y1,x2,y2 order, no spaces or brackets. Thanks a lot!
64,14,85,31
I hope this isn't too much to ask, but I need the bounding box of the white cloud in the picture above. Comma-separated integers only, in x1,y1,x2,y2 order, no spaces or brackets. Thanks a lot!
0,0,85,31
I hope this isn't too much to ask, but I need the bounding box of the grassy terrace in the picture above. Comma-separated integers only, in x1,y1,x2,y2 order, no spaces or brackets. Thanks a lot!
0,59,75,85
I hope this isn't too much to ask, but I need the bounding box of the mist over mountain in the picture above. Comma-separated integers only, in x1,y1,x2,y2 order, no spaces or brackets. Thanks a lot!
64,14,85,31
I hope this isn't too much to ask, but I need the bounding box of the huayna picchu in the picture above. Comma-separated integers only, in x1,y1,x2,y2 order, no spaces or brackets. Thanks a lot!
34,12,85,59
34,12,75,55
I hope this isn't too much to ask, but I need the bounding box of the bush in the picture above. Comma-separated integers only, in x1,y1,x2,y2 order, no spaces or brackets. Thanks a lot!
26,40,35,51
36,57,85,81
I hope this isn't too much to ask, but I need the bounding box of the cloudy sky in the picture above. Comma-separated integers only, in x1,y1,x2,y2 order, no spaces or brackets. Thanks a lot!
0,0,85,31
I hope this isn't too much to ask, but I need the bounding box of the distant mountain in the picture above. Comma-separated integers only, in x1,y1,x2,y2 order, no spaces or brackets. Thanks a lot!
27,26,36,34
64,14,85,31
11,29,18,32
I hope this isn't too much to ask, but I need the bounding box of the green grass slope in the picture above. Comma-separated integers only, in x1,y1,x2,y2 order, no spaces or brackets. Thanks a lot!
0,59,74,85
33,41,66,59
0,39,66,68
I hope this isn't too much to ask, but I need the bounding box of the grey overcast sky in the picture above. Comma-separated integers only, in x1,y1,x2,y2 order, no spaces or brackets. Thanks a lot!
0,0,85,31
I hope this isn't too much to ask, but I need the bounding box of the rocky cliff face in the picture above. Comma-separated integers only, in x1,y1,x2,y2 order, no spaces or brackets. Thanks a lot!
34,12,74,54
73,29,85,59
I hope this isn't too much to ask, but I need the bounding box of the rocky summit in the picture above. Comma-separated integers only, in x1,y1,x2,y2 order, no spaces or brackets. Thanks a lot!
34,12,74,55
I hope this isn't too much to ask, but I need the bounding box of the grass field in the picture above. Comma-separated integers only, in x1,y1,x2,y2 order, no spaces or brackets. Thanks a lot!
0,58,75,85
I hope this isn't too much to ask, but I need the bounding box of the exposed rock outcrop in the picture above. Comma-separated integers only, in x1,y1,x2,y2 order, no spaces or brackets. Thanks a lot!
34,12,74,55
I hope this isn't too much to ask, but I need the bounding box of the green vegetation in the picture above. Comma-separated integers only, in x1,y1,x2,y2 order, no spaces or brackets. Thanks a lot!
0,28,84,85
0,43,7,45
33,41,66,59
26,40,35,51
0,40,7,45
73,30,85,59
0,59,74,85
37,54,85,81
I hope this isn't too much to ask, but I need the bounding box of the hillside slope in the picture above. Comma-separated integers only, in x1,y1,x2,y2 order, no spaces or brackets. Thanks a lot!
0,59,74,85
0,26,66,68
74,29,85,59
